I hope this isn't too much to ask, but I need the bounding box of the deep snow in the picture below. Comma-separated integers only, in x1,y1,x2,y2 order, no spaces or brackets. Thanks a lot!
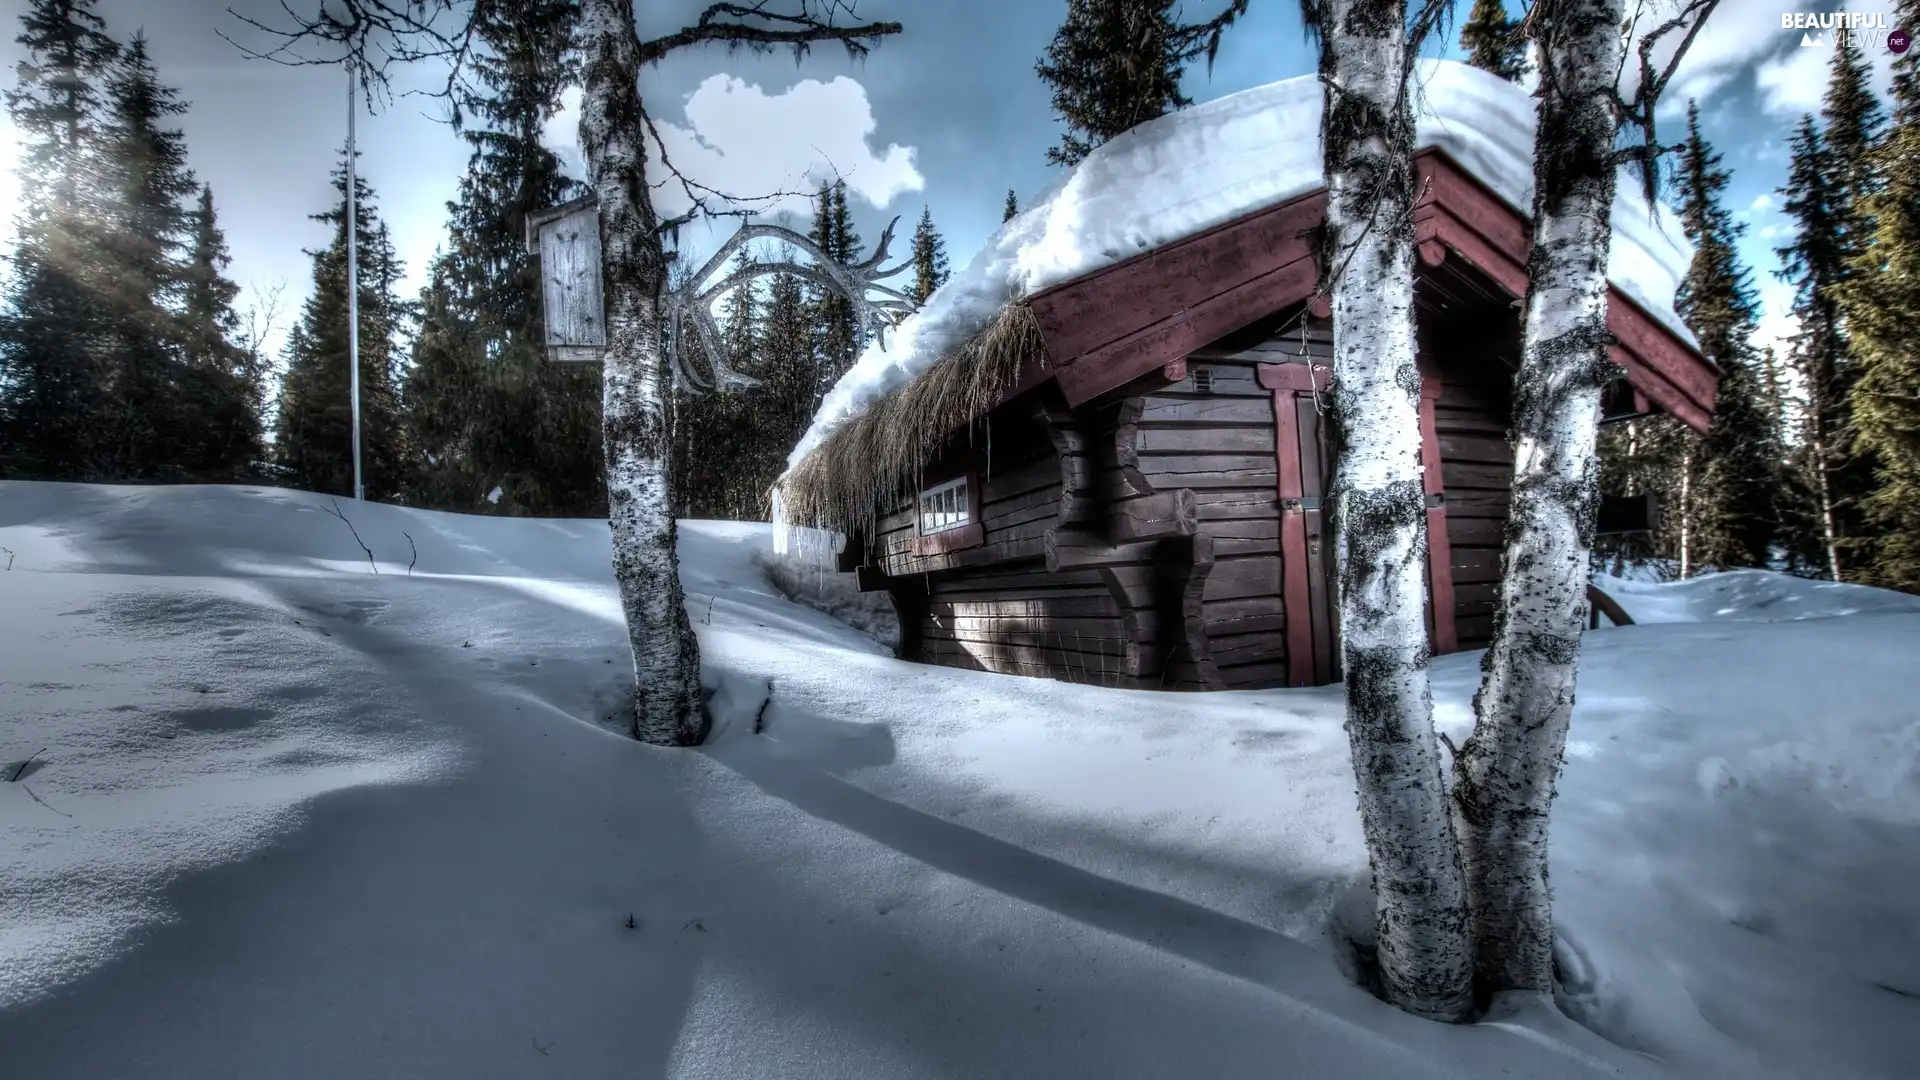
786,59,1697,473
2,482,1916,1079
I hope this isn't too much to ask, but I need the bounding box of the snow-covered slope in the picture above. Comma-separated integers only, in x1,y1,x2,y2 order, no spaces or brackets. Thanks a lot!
1595,567,1920,624
787,59,1695,471
3,482,1915,1080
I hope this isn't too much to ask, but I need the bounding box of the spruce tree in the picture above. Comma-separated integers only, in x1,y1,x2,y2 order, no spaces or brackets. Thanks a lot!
1776,118,1853,578
0,0,120,478
175,183,262,478
402,0,603,517
908,206,950,305
1003,188,1018,222
275,154,409,499
1035,0,1249,166
1459,0,1528,82
675,253,766,519
756,264,816,484
808,180,862,401
97,31,200,479
1833,0,1920,590
1673,104,1780,571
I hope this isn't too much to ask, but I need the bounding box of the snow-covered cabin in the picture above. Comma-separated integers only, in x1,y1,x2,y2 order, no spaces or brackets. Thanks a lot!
775,60,1717,691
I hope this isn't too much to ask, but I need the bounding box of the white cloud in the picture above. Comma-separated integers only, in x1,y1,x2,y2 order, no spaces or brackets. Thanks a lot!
1749,193,1774,212
1756,0,1899,115
542,75,922,222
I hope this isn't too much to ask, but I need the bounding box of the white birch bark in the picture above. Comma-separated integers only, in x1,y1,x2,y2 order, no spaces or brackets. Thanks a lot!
1450,0,1624,996
1314,0,1472,1021
577,0,706,746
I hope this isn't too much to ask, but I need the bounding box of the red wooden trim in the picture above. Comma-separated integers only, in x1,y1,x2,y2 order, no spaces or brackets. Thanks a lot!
1027,144,1712,440
1425,506,1458,654
1306,294,1331,319
1272,386,1317,688
1162,357,1188,382
1609,293,1717,417
1417,239,1448,268
1414,152,1534,266
1029,192,1328,362
1258,362,1332,393
913,521,983,557
1418,376,1458,656
1055,254,1319,407
1418,377,1445,498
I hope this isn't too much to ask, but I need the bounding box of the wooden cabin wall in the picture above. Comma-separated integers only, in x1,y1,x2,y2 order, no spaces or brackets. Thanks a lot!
1425,351,1516,649
856,402,1144,687
1137,314,1326,690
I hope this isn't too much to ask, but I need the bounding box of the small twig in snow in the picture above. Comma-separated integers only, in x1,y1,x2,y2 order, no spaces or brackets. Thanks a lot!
402,531,417,576
531,1036,552,1056
24,784,71,818
321,499,378,574
753,685,774,735
1,546,14,570
9,748,46,782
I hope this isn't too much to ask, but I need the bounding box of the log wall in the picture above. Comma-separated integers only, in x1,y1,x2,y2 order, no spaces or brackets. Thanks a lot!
851,303,1519,690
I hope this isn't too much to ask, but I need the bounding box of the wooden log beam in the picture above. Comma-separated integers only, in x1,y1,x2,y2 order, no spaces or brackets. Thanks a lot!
1110,488,1198,540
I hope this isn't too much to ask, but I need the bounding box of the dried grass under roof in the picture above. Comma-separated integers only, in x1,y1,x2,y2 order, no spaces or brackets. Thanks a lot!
779,300,1047,537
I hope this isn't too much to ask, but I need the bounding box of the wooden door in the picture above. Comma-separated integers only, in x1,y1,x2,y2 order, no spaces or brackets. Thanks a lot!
1258,362,1338,687
1260,365,1459,687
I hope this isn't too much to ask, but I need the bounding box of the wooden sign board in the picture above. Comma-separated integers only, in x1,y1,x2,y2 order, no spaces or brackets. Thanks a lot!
525,195,606,362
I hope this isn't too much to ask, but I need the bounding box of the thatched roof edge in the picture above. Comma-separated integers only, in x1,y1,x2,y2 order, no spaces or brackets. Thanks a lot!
777,300,1046,537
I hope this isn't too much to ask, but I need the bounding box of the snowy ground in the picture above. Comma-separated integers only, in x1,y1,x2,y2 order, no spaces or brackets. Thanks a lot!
1,481,1915,1079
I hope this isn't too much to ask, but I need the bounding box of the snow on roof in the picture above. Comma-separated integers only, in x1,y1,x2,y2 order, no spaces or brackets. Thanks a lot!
785,59,1696,474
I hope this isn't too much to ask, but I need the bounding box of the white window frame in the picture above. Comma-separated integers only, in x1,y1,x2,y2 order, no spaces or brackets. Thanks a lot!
917,475,972,535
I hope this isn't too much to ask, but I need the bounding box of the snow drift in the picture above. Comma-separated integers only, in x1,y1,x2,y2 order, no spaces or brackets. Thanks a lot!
2,482,1915,1080
785,59,1696,474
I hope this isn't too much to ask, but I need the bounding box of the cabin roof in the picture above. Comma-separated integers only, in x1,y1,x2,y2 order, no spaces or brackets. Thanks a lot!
778,64,1714,535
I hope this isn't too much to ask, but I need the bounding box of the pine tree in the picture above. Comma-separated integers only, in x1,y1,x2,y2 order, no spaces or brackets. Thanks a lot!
96,31,201,479
275,154,409,498
908,206,949,304
1833,0,1920,590
756,264,816,482
1776,128,1844,577
174,183,262,478
0,0,120,478
675,253,766,519
402,0,603,517
1002,188,1018,222
1673,104,1780,571
1459,0,1528,82
1035,0,1249,166
808,180,862,400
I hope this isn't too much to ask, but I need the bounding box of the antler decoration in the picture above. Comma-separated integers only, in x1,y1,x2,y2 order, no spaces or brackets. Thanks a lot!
664,216,918,393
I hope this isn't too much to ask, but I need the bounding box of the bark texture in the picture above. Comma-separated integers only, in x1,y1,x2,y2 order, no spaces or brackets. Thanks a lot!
1314,0,1473,1022
1450,0,1623,995
578,0,705,746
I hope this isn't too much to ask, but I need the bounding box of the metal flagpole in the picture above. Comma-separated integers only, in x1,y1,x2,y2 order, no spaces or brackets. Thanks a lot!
346,59,365,502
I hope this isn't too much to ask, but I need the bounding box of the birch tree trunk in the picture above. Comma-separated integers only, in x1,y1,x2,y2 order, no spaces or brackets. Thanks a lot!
577,0,706,746
1449,0,1623,997
1312,0,1472,1021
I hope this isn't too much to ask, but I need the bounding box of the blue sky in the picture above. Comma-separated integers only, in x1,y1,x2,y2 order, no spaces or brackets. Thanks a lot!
0,0,1902,361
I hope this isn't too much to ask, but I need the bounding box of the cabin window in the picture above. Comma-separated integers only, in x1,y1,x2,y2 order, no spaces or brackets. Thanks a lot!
1192,366,1214,394
918,476,972,535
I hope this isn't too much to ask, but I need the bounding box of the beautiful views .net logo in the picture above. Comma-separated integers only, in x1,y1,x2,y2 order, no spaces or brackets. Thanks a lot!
1781,11,1911,52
